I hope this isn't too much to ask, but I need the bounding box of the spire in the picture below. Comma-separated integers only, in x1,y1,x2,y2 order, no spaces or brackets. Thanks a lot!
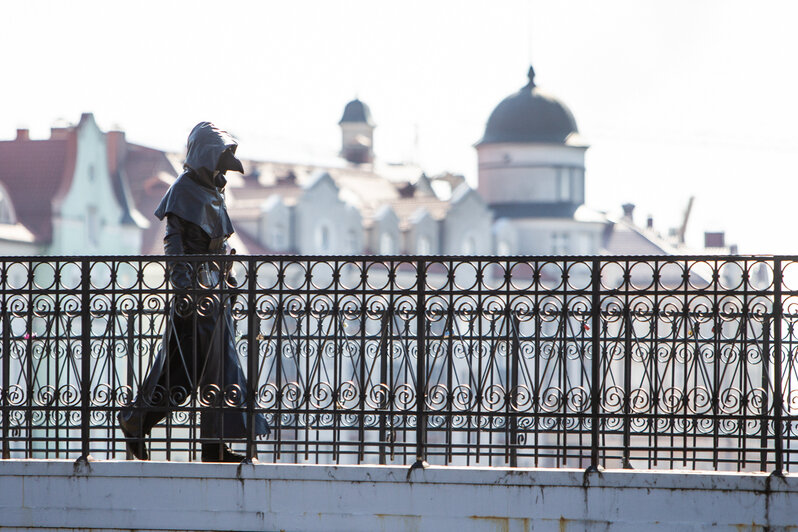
526,65,536,88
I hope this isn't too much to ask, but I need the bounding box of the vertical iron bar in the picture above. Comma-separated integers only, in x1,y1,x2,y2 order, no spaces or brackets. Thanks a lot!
356,259,367,463
622,304,632,468
509,314,520,467
274,263,284,462
773,258,784,474
414,259,427,466
2,294,10,459
80,259,91,460
590,258,601,469
125,312,135,460
761,316,771,471
720,261,723,471
378,310,390,465
246,258,258,460
444,310,453,463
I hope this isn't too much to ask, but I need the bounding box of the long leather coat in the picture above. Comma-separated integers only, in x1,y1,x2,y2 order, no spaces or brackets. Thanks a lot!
123,123,269,440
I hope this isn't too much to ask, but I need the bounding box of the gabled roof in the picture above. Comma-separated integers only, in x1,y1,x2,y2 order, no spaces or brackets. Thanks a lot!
0,132,76,243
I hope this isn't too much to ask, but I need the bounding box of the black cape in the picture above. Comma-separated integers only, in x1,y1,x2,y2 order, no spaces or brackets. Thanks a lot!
121,122,269,443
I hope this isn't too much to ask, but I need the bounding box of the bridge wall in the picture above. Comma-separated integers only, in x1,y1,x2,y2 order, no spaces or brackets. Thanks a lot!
1,460,796,531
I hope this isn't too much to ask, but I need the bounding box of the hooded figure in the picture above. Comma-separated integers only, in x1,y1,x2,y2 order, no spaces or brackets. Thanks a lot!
119,122,269,462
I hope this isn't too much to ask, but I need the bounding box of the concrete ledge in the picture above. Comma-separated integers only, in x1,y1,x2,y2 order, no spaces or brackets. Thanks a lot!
1,460,797,531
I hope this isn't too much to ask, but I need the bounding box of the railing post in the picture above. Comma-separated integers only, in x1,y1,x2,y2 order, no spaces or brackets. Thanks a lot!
773,258,784,475
590,258,602,470
79,259,91,461
509,314,520,467
761,316,771,471
2,297,10,459
413,258,428,469
622,304,632,469
246,257,258,461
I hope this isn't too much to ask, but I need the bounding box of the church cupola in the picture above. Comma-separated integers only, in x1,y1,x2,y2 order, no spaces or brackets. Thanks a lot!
476,65,588,218
339,98,375,165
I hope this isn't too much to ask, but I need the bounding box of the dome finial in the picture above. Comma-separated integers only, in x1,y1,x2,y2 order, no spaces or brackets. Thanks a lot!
527,65,536,88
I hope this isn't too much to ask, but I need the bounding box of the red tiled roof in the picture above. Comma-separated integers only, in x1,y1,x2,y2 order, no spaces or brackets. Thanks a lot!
0,133,76,243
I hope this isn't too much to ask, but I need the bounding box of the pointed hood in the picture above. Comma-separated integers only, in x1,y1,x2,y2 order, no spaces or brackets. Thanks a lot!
153,122,240,240
184,122,244,188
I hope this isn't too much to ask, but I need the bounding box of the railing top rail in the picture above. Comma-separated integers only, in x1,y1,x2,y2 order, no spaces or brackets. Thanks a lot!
0,253,791,262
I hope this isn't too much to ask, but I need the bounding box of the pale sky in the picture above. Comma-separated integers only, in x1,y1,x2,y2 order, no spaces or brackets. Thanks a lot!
2,1,797,253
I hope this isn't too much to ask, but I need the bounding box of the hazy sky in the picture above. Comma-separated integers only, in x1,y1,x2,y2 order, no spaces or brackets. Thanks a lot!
2,1,797,253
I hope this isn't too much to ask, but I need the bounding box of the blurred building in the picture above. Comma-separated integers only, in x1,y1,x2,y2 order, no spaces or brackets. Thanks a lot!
0,67,733,257
222,66,732,257
223,96,495,256
0,113,161,256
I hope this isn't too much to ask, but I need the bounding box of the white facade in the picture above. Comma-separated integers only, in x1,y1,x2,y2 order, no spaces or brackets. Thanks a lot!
441,186,494,255
49,114,144,256
293,172,363,255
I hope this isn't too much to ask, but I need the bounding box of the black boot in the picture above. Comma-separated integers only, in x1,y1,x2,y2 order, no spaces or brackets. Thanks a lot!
117,411,149,461
201,443,246,463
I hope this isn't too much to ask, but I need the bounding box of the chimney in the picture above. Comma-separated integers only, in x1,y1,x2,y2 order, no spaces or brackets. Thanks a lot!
704,232,725,248
15,129,29,141
621,203,635,221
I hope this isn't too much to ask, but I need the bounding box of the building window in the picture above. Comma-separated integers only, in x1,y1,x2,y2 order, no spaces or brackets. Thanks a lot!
315,222,332,253
551,232,570,255
347,229,359,253
271,223,286,250
379,233,394,254
557,168,571,201
87,206,100,246
417,235,432,255
574,168,585,203
463,232,477,255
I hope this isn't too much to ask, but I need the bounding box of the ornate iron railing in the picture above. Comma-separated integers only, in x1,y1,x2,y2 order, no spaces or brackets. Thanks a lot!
1,254,797,472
